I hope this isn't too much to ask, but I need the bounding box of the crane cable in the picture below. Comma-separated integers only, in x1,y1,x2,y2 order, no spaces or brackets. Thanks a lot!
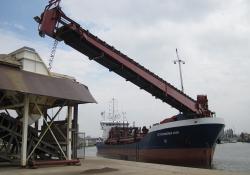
46,0,61,71
48,39,59,71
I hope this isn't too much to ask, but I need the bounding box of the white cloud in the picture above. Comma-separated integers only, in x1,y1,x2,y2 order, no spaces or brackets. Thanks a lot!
13,23,25,31
60,0,250,135
1,0,250,136
0,21,26,31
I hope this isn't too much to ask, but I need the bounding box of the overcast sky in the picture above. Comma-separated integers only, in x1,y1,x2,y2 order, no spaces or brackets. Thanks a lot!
0,0,250,136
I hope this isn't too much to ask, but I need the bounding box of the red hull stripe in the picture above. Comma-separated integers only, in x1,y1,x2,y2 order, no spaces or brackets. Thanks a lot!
98,148,214,167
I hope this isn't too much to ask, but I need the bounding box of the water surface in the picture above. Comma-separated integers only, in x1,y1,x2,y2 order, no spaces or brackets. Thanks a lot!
79,142,250,173
213,142,250,172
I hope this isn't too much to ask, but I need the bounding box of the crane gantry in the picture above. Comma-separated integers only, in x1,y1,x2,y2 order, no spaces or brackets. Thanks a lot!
35,0,213,118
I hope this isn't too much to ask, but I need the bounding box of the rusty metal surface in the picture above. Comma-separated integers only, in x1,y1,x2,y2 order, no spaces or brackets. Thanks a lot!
0,65,96,104
36,7,214,116
31,159,80,166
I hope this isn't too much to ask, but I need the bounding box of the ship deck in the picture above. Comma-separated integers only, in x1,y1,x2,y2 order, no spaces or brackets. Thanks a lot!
0,156,247,175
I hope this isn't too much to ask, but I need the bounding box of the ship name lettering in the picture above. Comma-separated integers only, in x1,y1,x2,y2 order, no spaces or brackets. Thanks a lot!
157,131,180,136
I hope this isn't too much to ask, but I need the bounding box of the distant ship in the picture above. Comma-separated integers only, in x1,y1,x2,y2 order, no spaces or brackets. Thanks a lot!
96,100,225,168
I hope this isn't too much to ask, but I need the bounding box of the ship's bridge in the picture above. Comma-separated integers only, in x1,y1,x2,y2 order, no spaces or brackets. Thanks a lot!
100,121,129,140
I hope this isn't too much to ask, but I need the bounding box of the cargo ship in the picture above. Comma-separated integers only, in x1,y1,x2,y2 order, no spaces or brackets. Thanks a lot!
36,2,225,168
96,110,224,168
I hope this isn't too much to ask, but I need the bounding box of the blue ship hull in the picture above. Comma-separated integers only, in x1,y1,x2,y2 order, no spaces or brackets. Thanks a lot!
96,118,225,167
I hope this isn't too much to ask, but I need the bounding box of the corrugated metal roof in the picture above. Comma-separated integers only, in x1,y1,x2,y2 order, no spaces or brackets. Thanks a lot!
0,54,21,68
0,65,96,104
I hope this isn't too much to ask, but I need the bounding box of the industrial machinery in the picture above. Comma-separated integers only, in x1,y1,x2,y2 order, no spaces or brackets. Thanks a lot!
35,0,213,119
33,1,225,167
0,47,96,167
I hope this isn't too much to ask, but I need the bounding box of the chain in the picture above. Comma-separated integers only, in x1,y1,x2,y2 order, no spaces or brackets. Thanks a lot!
48,39,59,71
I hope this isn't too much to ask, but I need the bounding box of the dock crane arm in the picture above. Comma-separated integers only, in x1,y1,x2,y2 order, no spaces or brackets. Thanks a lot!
35,1,212,118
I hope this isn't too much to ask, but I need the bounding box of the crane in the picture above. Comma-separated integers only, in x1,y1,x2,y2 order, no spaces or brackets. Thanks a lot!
34,0,212,118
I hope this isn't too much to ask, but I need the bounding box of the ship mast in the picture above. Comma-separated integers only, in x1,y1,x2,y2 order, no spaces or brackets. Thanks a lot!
109,98,118,121
174,48,185,92
112,98,115,120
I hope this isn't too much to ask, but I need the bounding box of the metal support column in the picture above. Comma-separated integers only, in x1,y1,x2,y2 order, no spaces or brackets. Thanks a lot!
21,94,29,167
67,106,73,160
43,109,47,126
35,121,39,137
73,104,78,159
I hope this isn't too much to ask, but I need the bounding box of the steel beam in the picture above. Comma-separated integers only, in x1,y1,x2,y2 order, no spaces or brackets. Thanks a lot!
27,103,66,161
36,7,214,116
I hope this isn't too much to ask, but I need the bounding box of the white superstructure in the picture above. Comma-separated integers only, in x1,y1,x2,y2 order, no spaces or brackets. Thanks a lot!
100,121,129,140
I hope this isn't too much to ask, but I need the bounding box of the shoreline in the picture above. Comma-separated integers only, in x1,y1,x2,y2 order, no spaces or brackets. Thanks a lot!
0,156,249,175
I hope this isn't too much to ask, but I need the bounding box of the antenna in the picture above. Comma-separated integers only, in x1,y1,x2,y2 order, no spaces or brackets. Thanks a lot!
174,48,185,92
112,98,115,120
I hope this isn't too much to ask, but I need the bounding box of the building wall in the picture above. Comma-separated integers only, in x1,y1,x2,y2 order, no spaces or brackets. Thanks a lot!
21,58,48,75
15,51,49,75
10,47,49,76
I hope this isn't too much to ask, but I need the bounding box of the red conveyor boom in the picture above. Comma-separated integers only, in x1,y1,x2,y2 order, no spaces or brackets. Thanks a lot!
36,5,211,117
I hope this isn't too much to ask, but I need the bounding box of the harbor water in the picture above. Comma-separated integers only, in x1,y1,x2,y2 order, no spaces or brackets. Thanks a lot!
79,142,250,173
212,142,250,172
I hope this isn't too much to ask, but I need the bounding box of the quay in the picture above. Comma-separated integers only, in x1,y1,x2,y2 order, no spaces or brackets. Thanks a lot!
0,157,248,175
